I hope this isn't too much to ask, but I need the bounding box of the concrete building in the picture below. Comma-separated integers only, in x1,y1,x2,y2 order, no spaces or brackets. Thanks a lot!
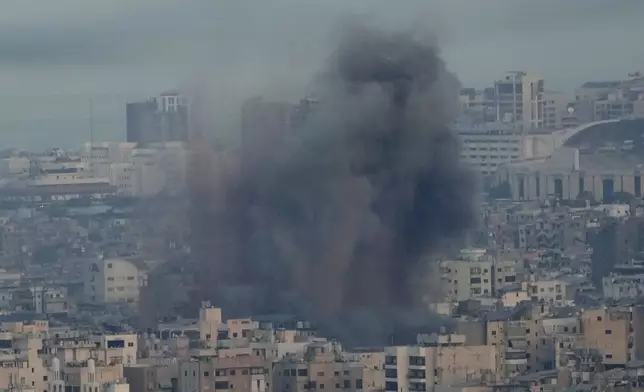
178,353,270,392
499,146,644,201
93,334,138,365
384,343,497,391
53,358,124,392
197,303,222,349
439,249,521,302
272,342,364,392
494,71,545,130
126,92,191,145
84,259,140,306
123,363,158,392
579,307,632,366
454,120,523,176
527,279,577,306
543,91,570,130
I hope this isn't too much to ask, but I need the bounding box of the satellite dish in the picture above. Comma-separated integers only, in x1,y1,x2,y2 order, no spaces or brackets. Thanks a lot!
567,106,575,114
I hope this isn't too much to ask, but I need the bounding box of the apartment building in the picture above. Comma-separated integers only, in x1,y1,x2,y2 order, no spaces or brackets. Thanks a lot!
50,358,126,392
178,354,270,392
494,71,545,130
578,307,644,366
84,258,140,306
384,342,497,391
439,249,521,302
455,121,523,176
526,279,577,307
272,342,364,392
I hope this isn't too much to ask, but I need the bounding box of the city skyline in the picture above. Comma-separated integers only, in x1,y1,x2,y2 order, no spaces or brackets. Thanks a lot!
0,0,643,148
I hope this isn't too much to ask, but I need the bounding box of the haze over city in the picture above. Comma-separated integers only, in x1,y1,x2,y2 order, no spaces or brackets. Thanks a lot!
0,1,644,392
0,0,642,148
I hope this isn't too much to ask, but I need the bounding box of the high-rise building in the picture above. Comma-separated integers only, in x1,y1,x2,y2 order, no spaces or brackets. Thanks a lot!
126,91,190,145
241,97,293,160
494,71,545,130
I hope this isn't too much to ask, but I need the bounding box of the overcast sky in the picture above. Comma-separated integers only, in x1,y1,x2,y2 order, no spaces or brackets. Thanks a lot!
0,0,642,149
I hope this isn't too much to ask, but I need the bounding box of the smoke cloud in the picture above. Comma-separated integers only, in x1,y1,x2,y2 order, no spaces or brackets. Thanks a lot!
188,20,478,346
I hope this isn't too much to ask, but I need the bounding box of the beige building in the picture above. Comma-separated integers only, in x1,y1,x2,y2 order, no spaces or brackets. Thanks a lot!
93,334,138,365
198,303,222,349
272,342,364,392
499,146,644,201
178,354,270,392
527,279,576,306
578,307,644,366
494,71,545,130
384,343,498,391
440,249,521,302
0,335,47,392
84,259,140,306
48,358,124,392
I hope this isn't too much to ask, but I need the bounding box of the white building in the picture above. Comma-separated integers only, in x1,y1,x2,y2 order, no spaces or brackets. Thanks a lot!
498,147,644,201
84,259,140,306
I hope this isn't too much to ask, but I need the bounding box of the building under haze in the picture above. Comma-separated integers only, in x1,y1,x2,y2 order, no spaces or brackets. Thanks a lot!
126,91,190,146
494,71,545,130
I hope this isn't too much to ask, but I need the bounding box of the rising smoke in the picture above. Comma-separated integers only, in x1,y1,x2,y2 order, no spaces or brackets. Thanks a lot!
188,21,478,346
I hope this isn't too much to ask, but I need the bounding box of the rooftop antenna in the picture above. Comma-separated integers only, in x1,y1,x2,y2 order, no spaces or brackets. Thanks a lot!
89,98,94,176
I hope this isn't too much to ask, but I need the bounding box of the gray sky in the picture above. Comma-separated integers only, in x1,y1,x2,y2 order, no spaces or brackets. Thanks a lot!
0,0,642,149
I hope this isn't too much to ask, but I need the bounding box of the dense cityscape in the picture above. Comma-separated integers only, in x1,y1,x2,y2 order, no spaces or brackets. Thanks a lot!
0,67,642,392
1,0,644,390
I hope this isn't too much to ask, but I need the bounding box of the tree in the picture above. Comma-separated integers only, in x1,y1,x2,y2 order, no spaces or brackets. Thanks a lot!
488,181,511,199
613,191,634,204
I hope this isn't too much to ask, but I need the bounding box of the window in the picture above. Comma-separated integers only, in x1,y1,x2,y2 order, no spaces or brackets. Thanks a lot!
605,330,612,335
385,382,398,391
470,277,481,284
204,371,209,377
214,381,229,390
409,356,425,366
385,369,397,378
107,263,112,268
317,372,324,377
128,342,134,347
343,380,350,388
606,354,613,359
297,369,308,377
597,316,603,321
491,330,497,336
356,379,363,389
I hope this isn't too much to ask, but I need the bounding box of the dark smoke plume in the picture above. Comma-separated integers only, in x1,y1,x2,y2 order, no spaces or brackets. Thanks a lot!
188,21,478,346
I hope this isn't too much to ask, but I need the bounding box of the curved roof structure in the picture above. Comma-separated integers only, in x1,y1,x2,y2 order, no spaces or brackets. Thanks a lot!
563,118,644,153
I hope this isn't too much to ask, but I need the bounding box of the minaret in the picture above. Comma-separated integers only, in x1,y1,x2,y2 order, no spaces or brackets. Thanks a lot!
48,357,65,392
85,359,100,392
